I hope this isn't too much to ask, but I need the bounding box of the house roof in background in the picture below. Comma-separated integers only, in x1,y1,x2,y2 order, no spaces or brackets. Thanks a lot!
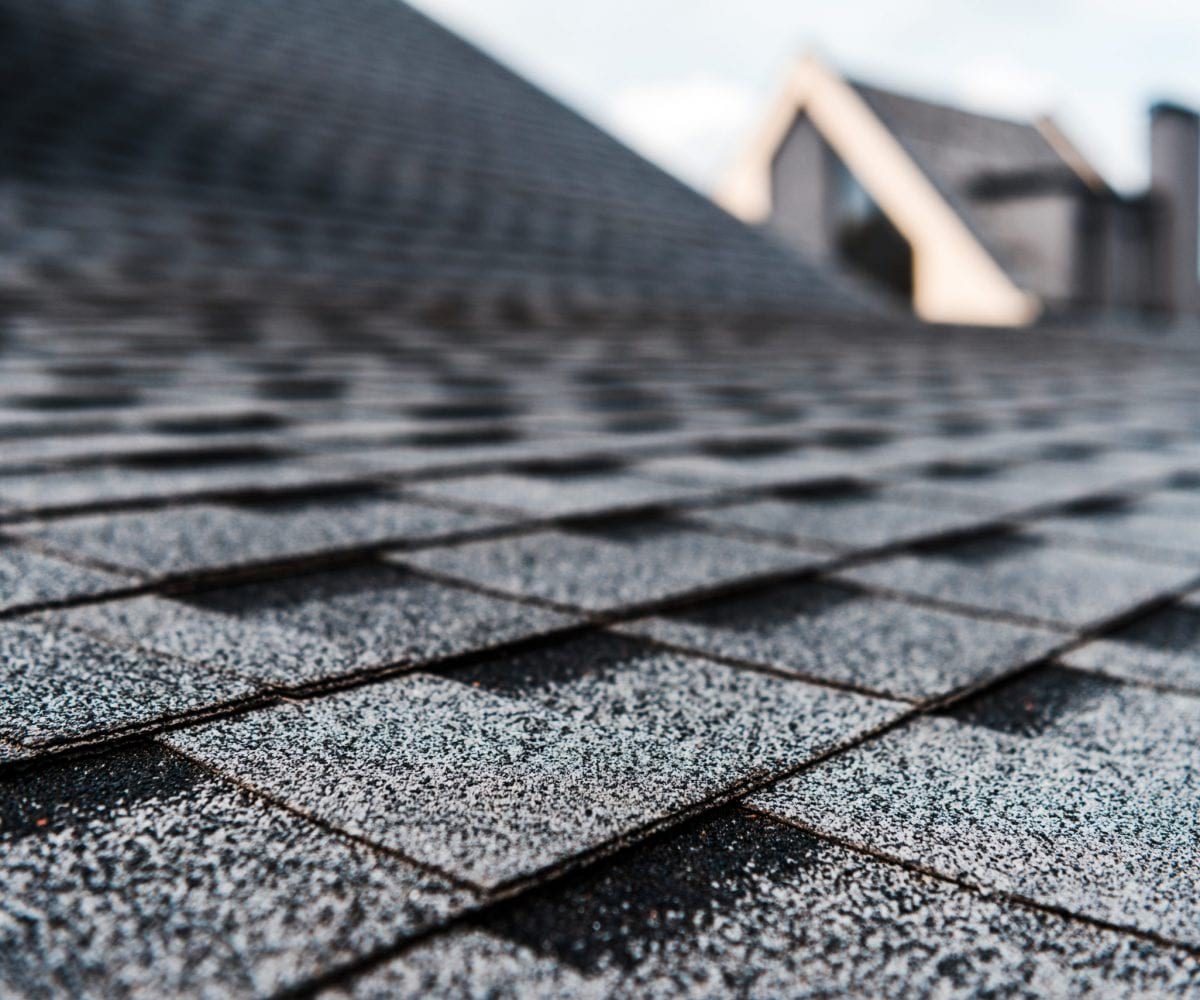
849,79,1100,286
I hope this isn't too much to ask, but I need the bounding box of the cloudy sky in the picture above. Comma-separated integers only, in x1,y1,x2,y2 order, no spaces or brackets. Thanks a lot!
411,0,1199,195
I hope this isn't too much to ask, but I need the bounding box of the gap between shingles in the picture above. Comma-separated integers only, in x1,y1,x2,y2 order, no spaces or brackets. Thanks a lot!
7,500,1199,770
157,739,485,897
274,632,1200,998
740,804,1200,958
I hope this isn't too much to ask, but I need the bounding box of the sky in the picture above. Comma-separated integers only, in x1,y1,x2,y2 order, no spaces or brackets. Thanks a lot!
410,0,1200,195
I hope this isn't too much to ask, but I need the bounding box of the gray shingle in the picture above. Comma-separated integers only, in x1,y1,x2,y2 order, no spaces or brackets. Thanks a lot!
15,496,509,578
337,811,1200,999
886,453,1174,513
0,619,258,748
1063,593,1200,692
53,565,577,690
0,543,128,614
450,631,903,786
687,484,993,551
406,468,712,519
1032,500,1200,566
837,529,1196,628
636,449,854,489
163,673,713,889
751,670,1200,946
618,580,1061,701
0,745,472,998
395,521,823,612
0,460,362,514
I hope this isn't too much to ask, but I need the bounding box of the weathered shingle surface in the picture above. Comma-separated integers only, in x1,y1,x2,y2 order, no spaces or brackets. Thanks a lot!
4,2,1200,997
2,316,1200,998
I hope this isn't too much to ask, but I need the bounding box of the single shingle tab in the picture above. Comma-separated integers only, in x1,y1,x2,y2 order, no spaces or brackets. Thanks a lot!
450,631,903,786
396,520,824,612
1032,497,1200,566
0,542,128,614
619,579,1061,701
406,467,713,519
338,811,1200,998
0,745,473,998
1063,593,1200,693
15,495,510,578
838,528,1196,628
636,447,854,489
687,483,993,551
53,565,577,690
0,459,363,514
752,670,1200,946
0,619,259,748
164,673,712,889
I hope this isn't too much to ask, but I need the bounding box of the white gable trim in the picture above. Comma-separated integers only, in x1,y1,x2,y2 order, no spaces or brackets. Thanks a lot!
718,56,1041,327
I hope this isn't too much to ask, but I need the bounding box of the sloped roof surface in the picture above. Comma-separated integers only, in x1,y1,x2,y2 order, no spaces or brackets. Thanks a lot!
0,0,872,324
2,312,1200,997
3,2,1200,997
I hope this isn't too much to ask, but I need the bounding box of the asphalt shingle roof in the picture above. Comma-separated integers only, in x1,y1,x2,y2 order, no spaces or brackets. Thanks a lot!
3,1,1200,997
0,0,876,326
2,317,1199,998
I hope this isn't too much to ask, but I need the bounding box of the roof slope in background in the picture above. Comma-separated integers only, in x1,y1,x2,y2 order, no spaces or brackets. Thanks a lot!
0,0,876,325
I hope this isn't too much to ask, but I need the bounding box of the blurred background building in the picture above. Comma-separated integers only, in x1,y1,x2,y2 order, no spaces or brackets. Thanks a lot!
720,56,1200,327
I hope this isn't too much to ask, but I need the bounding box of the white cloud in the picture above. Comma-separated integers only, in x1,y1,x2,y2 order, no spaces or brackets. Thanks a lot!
608,77,758,191
953,58,1058,118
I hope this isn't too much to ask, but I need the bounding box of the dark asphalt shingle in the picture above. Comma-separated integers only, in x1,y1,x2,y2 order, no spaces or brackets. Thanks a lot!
1063,593,1200,692
618,579,1062,701
407,467,714,519
0,619,257,748
164,673,716,889
0,745,473,998
449,631,903,785
54,565,577,690
396,520,825,612
338,810,1200,998
16,495,510,577
837,528,1197,628
751,669,1200,947
686,483,994,551
0,543,128,614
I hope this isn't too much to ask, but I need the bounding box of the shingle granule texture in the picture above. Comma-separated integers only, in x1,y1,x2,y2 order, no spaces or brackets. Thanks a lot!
53,565,577,690
751,667,1200,947
687,484,990,550
1063,592,1200,692
0,543,128,613
164,673,715,889
15,496,509,577
334,812,1200,999
837,529,1198,628
0,619,258,748
448,632,904,784
618,580,1062,701
0,745,473,999
163,656,894,890
396,520,825,612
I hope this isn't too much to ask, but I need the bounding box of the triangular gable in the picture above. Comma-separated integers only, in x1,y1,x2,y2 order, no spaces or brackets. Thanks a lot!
719,55,1041,326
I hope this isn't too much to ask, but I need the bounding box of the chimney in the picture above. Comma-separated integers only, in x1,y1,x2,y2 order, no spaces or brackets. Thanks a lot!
1150,102,1200,317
